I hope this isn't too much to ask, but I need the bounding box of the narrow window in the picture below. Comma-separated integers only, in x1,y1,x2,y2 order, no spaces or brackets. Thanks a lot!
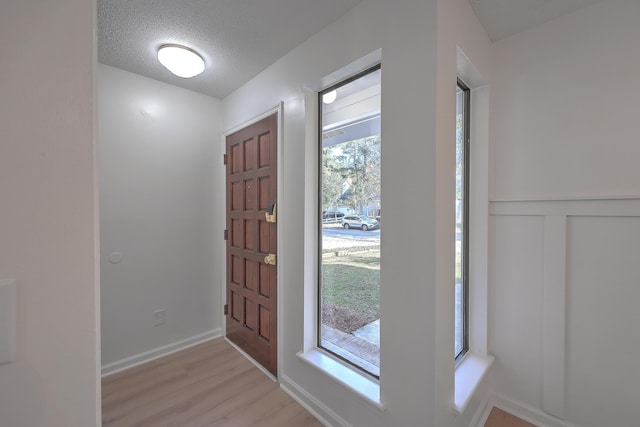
318,66,381,377
455,79,470,361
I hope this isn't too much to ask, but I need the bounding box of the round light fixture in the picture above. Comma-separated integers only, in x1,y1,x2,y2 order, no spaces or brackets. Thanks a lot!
322,90,337,104
157,45,205,78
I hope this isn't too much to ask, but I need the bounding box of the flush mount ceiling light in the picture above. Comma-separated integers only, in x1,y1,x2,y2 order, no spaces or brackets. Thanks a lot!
157,45,205,78
322,90,337,104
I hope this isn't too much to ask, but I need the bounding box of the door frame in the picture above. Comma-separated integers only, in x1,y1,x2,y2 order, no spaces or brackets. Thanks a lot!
220,103,283,380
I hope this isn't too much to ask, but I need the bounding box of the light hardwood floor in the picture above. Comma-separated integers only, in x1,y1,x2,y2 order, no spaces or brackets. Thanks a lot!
484,408,536,427
103,337,534,427
102,338,323,427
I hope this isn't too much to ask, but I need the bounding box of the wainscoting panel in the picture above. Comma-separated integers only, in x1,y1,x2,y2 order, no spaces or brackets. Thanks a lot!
565,216,640,427
489,198,640,427
489,215,544,407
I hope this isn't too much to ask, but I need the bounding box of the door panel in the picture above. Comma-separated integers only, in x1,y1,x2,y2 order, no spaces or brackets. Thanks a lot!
226,113,277,375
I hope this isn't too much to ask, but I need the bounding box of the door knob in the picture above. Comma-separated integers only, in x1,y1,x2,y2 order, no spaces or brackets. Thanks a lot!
264,253,277,265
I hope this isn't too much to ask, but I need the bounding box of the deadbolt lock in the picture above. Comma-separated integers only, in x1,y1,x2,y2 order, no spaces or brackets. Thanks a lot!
264,253,277,265
265,203,277,223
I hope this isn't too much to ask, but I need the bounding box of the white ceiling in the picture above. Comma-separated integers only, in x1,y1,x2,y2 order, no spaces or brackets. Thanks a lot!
97,0,362,99
98,0,603,99
470,0,603,41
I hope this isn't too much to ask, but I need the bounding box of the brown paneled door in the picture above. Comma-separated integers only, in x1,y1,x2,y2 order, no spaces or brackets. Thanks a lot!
225,113,278,376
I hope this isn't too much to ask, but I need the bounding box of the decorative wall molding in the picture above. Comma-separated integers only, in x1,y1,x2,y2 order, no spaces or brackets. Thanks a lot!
488,196,640,425
542,215,567,418
490,197,640,217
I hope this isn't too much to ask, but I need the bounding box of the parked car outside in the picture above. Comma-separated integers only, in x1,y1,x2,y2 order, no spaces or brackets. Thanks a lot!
341,215,379,231
322,211,345,222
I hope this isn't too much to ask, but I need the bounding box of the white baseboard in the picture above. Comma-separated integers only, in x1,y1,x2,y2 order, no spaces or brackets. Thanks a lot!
101,328,222,377
470,393,494,427
279,374,352,427
487,393,579,427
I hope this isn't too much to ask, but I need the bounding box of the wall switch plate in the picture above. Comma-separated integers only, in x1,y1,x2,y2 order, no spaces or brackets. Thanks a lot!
0,279,17,365
153,309,166,326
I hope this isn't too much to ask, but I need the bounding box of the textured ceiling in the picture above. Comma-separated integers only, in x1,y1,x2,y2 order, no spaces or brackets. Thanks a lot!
98,0,604,99
98,0,361,99
470,0,603,41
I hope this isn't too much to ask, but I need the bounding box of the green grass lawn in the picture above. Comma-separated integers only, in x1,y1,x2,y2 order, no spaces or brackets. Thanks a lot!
321,251,380,333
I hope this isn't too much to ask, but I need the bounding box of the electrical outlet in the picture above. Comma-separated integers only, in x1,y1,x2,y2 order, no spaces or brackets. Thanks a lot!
154,309,166,326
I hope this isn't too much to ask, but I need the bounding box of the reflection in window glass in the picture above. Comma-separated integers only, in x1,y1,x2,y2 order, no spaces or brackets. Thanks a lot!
319,66,381,377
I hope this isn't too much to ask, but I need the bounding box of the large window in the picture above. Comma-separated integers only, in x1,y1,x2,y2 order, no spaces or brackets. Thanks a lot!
318,66,381,377
455,79,470,361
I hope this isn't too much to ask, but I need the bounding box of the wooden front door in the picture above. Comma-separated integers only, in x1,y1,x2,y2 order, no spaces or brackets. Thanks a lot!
225,113,278,375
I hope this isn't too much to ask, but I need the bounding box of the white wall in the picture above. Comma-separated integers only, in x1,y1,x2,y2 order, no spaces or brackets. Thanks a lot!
491,0,640,201
0,1,99,426
223,0,492,425
436,2,493,425
99,65,222,368
489,1,640,426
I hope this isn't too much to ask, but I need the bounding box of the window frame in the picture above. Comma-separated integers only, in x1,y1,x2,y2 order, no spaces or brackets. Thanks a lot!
316,64,382,378
455,78,470,363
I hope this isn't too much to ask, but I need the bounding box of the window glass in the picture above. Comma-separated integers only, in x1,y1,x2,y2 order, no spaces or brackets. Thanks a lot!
455,80,470,360
319,66,381,376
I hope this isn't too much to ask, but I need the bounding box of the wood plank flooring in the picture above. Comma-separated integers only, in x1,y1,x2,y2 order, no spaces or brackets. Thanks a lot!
484,408,536,427
102,338,323,427
103,337,535,427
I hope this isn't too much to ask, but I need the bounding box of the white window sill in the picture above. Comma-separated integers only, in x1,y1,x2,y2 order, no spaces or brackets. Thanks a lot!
454,352,494,414
297,348,383,410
